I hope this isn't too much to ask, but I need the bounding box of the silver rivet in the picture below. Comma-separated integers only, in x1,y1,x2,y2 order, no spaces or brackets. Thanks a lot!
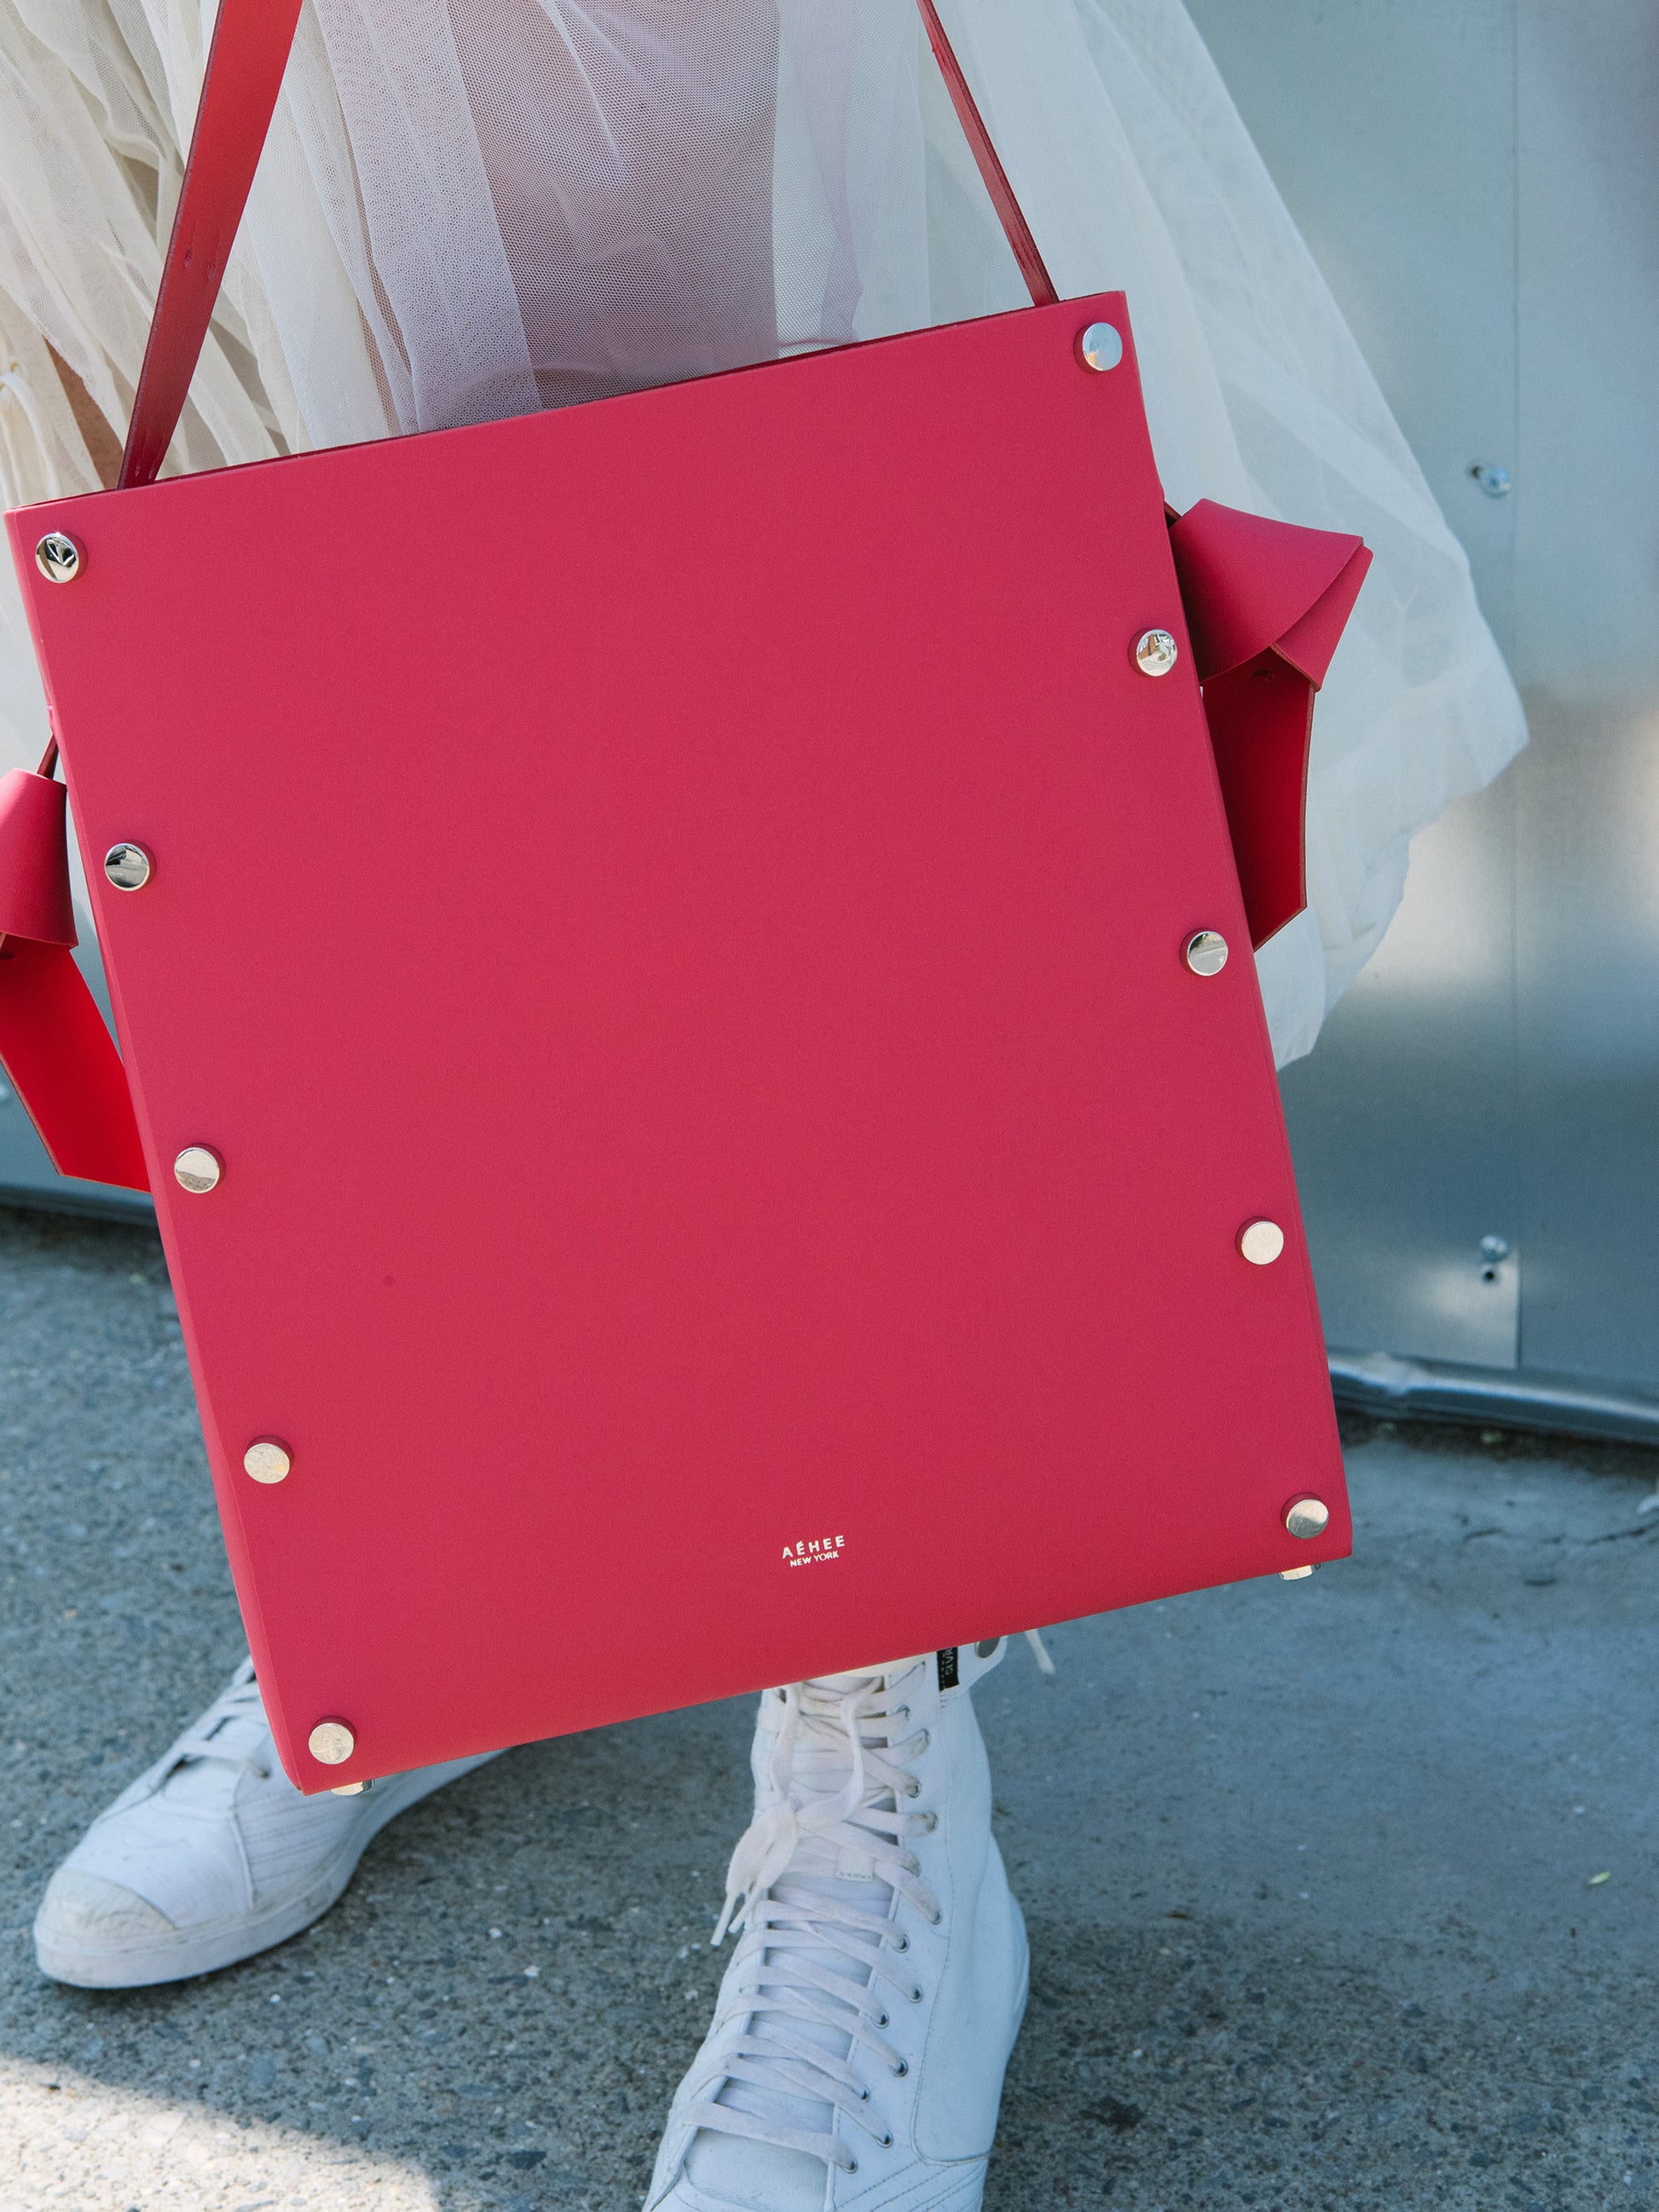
1238,1218,1285,1266
1183,929,1228,977
1285,1497,1330,1541
1078,321,1124,373
308,1720,356,1765
1133,628,1179,678
1469,462,1513,499
1280,1565,1315,1581
330,1780,373,1797
243,1439,292,1485
103,842,153,892
173,1146,222,1194
35,531,82,584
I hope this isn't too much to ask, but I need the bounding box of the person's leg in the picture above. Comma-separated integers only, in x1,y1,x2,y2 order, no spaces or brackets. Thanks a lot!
35,1655,497,1989
646,1643,1026,2210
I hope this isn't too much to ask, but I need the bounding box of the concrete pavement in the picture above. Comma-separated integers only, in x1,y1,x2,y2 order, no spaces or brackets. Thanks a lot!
2,1200,1655,2209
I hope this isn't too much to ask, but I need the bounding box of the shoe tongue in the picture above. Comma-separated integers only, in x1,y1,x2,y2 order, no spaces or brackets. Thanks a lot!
160,1709,267,1806
163,1758,245,1808
687,2134,823,2212
806,1655,923,1694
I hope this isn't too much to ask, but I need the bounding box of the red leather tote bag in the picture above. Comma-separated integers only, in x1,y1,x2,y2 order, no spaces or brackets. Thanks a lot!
2,0,1359,1792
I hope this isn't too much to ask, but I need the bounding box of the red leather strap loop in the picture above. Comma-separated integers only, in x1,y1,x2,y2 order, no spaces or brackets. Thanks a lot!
0,771,149,1190
0,771,77,947
1167,500,1372,949
118,0,1055,487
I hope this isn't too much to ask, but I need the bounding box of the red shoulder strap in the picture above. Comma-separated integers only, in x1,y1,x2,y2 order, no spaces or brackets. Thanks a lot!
912,2,1058,311
118,0,304,489
118,0,1055,488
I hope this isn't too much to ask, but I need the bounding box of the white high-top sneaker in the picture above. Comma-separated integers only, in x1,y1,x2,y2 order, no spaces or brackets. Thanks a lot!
646,1642,1027,2212
35,1656,499,1988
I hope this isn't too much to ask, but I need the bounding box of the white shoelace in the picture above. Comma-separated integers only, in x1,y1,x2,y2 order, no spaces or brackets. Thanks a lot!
162,1657,273,1784
679,1665,940,2174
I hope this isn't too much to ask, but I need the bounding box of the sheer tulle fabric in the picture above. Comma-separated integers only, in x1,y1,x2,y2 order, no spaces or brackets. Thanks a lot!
0,0,1524,1063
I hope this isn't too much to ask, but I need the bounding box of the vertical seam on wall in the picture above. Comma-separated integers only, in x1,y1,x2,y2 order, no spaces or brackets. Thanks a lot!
1510,0,1524,1372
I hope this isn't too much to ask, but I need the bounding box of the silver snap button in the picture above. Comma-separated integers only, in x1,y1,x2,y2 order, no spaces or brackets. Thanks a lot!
1078,321,1124,373
243,1439,292,1485
308,1720,356,1765
1183,930,1228,977
1285,1497,1330,1540
35,531,83,584
1133,628,1179,677
1238,1218,1285,1266
104,843,153,892
173,1146,223,1194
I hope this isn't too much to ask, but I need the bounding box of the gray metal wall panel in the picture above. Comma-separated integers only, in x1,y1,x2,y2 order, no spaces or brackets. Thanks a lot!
1278,785,1520,1370
1184,0,1519,653
1513,3,1659,701
1186,0,1529,1372
1190,0,1659,1405
1508,3,1659,1387
1512,696,1659,1389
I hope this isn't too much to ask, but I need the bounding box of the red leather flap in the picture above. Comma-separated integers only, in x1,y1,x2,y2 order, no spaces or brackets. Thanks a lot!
0,771,77,946
0,939,149,1191
1168,500,1368,686
1167,500,1372,950
1275,544,1372,687
1202,660,1316,952
0,766,147,1189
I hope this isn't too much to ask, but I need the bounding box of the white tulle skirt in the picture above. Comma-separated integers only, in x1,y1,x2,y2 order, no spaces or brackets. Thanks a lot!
0,0,1524,1065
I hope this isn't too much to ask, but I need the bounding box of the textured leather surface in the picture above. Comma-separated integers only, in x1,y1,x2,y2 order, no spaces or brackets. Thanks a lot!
9,294,1350,1788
